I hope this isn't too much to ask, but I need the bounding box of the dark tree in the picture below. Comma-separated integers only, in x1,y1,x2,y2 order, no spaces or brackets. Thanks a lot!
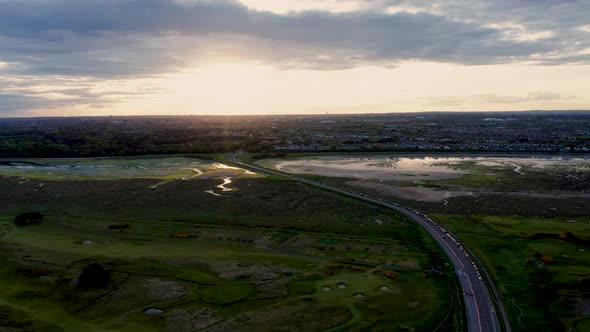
78,263,110,289
14,212,44,226
107,224,129,230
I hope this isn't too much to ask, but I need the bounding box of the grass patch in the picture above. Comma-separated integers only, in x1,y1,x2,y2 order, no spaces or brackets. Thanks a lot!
430,213,590,332
0,304,65,332
0,169,451,331
202,282,256,305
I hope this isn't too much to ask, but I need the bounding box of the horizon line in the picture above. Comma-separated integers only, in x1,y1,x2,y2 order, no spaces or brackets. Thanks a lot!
2,109,590,120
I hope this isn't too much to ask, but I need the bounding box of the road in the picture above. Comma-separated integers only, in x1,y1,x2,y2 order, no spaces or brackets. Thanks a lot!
230,157,509,332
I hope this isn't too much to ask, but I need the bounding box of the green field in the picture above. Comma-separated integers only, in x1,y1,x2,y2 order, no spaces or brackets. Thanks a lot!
420,160,590,332
0,156,456,331
257,153,590,332
428,214,590,332
0,156,262,181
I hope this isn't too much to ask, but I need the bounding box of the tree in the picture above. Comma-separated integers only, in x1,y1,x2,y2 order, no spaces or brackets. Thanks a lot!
78,263,110,288
14,212,44,226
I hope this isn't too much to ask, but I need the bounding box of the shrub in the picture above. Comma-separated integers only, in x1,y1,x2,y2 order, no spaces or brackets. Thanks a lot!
14,212,44,226
78,263,110,288
108,223,129,229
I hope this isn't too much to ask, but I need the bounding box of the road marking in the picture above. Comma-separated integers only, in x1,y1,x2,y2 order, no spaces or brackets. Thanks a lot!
491,309,498,332
464,273,483,332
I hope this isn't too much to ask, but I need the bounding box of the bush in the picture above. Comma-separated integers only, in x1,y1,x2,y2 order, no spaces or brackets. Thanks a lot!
78,263,110,289
107,223,129,229
14,212,44,226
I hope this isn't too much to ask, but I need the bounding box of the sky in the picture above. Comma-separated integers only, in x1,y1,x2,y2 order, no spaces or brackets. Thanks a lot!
0,0,589,117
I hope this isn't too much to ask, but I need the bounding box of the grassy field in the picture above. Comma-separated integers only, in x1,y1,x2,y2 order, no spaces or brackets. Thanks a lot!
0,156,261,181
425,160,590,192
256,153,590,332
418,169,590,332
428,214,590,332
0,156,455,331
418,160,590,332
0,214,450,332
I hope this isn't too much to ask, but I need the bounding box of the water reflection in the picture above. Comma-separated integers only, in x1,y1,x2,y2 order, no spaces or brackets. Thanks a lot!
272,155,590,181
216,177,233,191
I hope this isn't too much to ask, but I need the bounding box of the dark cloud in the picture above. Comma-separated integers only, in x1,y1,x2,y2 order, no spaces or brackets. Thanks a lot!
0,93,87,113
0,0,583,79
0,80,166,113
381,0,590,55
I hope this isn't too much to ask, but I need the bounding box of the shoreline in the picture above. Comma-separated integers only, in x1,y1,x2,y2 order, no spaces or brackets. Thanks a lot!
273,151,590,159
1,150,590,162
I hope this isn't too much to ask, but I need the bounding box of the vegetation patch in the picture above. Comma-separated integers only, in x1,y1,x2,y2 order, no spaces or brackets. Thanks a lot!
14,212,44,226
528,232,590,246
107,223,129,230
0,167,452,331
430,214,590,332
201,282,256,305
0,305,64,332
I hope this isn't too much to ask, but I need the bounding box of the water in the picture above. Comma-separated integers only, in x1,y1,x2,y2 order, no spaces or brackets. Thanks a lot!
270,155,590,181
216,177,233,191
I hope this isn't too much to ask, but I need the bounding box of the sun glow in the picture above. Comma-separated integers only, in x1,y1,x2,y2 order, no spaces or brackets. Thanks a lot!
93,60,590,116
112,61,405,115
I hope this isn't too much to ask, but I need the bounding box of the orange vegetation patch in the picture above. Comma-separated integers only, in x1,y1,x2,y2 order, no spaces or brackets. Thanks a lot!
529,232,590,246
171,233,191,238
540,256,556,264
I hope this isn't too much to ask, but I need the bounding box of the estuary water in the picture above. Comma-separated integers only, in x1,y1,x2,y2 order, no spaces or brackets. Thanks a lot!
269,155,590,181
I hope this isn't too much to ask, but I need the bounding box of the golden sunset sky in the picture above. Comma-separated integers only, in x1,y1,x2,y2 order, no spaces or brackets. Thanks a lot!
1,0,589,116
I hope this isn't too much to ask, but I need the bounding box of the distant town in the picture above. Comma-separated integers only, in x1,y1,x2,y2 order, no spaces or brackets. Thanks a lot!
1,111,589,157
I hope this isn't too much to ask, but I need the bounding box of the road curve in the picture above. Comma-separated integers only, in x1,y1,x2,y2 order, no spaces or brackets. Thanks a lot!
230,157,510,332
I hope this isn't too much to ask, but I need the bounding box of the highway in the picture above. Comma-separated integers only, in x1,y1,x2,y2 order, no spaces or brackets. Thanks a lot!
230,157,509,332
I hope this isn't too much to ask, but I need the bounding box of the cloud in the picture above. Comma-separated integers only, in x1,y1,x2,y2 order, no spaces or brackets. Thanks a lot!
0,93,81,114
0,74,168,113
420,91,576,108
478,91,575,104
0,0,588,113
373,1,590,67
0,0,584,79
